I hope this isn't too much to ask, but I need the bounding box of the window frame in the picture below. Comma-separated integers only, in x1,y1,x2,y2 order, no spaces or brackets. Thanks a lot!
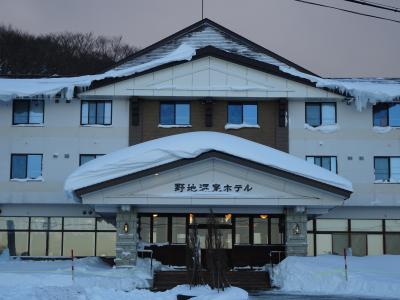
12,99,44,125
305,102,337,127
374,156,400,183
79,154,104,166
80,100,112,126
10,153,43,180
306,155,338,174
373,102,400,127
227,102,258,125
159,102,191,126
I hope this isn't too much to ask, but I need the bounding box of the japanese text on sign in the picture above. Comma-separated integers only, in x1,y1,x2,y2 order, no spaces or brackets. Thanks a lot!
174,183,253,193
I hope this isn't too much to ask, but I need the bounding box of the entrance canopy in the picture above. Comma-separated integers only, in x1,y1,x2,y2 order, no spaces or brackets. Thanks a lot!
65,132,352,213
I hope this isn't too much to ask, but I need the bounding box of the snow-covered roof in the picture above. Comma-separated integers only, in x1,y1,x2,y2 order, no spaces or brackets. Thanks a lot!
64,132,353,198
0,44,196,102
280,66,400,110
1,19,399,111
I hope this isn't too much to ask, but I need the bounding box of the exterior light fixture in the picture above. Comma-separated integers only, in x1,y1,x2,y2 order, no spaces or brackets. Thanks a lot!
260,214,268,219
153,213,158,218
224,213,232,222
293,223,301,235
189,213,194,224
123,223,129,233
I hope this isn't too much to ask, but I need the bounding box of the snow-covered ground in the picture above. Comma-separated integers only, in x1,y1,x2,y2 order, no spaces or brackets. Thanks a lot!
272,255,400,299
0,250,247,300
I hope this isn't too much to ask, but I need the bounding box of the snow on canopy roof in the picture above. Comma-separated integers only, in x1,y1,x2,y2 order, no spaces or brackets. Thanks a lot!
64,132,352,197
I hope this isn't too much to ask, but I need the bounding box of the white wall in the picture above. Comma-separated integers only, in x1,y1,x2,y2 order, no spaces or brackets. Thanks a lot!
82,56,341,99
289,100,400,210
0,98,130,205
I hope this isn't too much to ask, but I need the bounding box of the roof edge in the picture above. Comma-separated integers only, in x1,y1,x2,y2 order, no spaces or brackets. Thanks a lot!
75,150,352,199
105,18,318,76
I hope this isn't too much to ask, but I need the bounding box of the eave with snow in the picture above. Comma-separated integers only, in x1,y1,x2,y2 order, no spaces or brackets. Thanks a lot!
1,19,399,109
66,132,352,216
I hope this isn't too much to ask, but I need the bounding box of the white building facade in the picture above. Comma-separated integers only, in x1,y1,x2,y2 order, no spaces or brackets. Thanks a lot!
0,19,399,264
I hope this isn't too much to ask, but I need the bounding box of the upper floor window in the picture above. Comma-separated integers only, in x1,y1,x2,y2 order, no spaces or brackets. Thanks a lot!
373,103,400,127
227,103,257,125
160,102,190,125
81,100,112,126
306,156,337,173
13,100,44,125
305,102,336,127
374,157,400,182
79,154,104,166
11,154,43,180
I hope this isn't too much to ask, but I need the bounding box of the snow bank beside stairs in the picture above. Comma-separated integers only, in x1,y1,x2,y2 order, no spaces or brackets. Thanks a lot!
272,255,400,299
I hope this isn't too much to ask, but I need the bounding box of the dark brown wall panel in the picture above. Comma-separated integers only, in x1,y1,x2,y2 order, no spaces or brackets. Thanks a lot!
129,98,288,152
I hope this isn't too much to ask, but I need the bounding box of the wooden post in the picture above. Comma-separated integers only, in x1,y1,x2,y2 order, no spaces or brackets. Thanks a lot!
71,249,75,282
344,248,348,281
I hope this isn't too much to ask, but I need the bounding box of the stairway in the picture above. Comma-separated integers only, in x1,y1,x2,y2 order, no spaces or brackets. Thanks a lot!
153,270,270,291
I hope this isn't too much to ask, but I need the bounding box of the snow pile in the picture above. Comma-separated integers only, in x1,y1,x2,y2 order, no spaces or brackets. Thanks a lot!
0,44,196,102
304,123,340,133
224,123,260,130
65,131,352,196
0,254,248,300
272,255,400,299
280,67,400,111
373,126,394,134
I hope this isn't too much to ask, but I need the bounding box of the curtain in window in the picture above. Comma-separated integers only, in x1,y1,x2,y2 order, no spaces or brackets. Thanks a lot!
243,104,257,124
88,102,97,124
13,101,29,124
96,102,105,124
29,100,44,124
80,155,97,166
373,104,388,127
11,155,27,179
160,104,175,125
81,102,89,124
306,104,321,126
374,158,389,181
228,104,242,124
390,158,400,181
389,104,400,127
27,155,42,179
104,102,112,125
175,104,190,125
321,103,336,125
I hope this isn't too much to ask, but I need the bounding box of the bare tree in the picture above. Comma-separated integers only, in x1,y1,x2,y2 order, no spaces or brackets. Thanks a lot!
186,216,204,287
205,210,230,291
0,24,139,76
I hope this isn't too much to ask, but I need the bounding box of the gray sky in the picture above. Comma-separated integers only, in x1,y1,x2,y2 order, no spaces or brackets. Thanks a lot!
1,0,399,77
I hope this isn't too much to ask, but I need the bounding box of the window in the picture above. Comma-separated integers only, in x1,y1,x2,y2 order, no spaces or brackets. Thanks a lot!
81,100,112,125
13,100,44,125
227,103,257,125
373,103,400,127
160,102,190,125
11,154,42,180
305,102,336,126
253,217,268,244
172,217,186,244
235,217,249,244
306,156,337,173
79,154,104,166
374,157,400,182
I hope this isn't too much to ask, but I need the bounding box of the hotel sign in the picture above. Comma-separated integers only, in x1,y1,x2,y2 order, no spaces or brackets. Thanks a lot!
174,183,253,193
